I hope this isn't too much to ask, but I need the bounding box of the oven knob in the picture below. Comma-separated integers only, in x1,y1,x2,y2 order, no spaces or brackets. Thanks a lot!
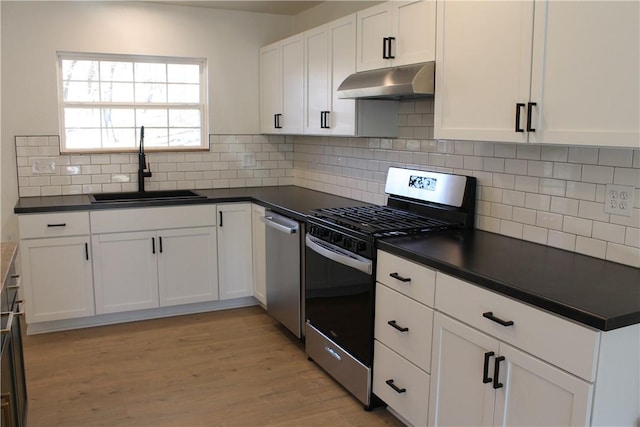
320,228,330,238
356,241,367,252
343,238,354,251
330,233,342,243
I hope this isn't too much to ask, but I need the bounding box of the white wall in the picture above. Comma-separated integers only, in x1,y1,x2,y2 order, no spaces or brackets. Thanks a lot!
0,1,294,240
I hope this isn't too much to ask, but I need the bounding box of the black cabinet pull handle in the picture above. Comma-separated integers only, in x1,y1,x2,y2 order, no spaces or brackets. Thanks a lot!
515,103,525,132
526,102,537,132
382,37,389,59
483,351,494,384
84,243,89,261
483,312,514,327
385,379,406,394
47,223,66,227
387,320,409,332
152,237,156,254
219,211,223,227
159,236,163,253
274,113,282,129
387,36,395,59
320,111,330,129
389,272,411,283
493,356,505,389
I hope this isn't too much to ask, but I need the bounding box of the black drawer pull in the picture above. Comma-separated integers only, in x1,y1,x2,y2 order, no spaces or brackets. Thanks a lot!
389,272,411,283
483,312,514,327
159,236,163,253
84,243,89,261
385,379,406,394
515,103,525,132
493,356,505,389
47,223,66,227
152,237,156,254
482,351,494,384
387,320,409,332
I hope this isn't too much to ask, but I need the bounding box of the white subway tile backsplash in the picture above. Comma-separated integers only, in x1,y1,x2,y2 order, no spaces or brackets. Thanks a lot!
525,193,550,211
582,164,614,184
598,148,633,167
536,211,563,231
606,243,640,268
578,200,610,222
575,236,607,259
566,181,596,201
568,147,599,164
523,225,548,245
547,230,576,251
516,145,541,160
550,196,579,216
513,207,537,225
592,221,626,244
541,146,568,162
553,163,582,181
563,216,592,237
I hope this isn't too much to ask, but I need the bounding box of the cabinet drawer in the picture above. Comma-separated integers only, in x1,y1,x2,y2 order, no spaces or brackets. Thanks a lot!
377,251,435,306
91,205,216,233
435,272,600,382
375,283,433,371
373,340,429,427
19,212,90,238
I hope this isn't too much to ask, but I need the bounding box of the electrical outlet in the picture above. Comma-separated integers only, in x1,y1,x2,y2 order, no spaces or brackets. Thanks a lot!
604,184,635,217
32,158,57,175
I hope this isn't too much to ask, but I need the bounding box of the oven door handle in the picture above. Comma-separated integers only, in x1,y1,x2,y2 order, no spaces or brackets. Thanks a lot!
306,235,373,275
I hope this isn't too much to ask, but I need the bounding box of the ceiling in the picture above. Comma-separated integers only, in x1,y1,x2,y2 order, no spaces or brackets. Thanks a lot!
159,1,324,15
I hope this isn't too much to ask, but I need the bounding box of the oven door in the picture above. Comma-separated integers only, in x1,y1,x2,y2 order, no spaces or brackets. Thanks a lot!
304,234,374,366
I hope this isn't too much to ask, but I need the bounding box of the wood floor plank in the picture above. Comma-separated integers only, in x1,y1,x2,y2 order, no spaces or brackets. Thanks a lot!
23,307,405,427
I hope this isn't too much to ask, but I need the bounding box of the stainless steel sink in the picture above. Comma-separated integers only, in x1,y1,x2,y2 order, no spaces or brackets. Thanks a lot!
89,190,206,203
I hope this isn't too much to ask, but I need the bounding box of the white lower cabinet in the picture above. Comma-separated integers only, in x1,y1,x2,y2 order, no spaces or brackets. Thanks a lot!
90,205,219,315
217,203,254,300
429,312,592,427
19,212,94,323
251,204,267,306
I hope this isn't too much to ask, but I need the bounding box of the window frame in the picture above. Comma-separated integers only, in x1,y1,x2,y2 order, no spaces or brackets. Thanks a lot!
57,51,209,154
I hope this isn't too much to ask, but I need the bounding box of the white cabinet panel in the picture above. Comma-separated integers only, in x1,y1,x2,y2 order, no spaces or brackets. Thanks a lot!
217,203,254,300
158,227,218,307
251,204,267,306
20,236,94,323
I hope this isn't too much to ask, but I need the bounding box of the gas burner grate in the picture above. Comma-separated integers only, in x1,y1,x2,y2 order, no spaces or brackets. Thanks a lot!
311,205,459,236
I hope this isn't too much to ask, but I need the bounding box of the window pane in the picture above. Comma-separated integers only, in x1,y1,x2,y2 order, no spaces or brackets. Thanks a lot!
101,82,134,102
168,84,199,103
62,60,98,81
144,127,170,147
63,81,100,102
100,61,133,82
168,64,199,83
135,62,166,82
102,128,136,149
65,108,101,127
65,128,101,150
102,109,135,128
169,109,200,127
136,109,168,127
135,83,167,102
169,128,201,147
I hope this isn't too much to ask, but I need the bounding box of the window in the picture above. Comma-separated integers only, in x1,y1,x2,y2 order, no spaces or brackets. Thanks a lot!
58,52,207,153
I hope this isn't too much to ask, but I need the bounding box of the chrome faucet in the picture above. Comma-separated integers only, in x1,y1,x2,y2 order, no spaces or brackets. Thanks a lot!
138,126,152,192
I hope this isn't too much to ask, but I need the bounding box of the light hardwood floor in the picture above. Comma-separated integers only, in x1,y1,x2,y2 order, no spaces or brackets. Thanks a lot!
23,307,405,427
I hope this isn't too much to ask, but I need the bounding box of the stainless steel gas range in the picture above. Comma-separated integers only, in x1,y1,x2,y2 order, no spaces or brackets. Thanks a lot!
304,167,476,409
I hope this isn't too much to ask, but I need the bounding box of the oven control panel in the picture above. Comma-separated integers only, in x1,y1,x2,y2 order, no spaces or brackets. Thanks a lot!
307,224,373,259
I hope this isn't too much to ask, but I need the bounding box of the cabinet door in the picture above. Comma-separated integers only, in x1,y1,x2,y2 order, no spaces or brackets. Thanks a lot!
529,1,639,147
392,0,436,67
281,34,304,134
429,313,498,427
251,205,267,306
304,25,330,135
157,227,218,307
329,14,357,136
92,231,159,314
494,344,593,427
434,0,534,143
260,42,282,134
217,204,254,300
356,2,392,71
20,236,94,323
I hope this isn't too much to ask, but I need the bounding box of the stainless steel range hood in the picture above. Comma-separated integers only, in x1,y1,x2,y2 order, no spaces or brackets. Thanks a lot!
337,62,435,100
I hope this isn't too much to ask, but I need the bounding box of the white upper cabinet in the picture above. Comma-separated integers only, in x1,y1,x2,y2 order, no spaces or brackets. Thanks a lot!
260,34,304,134
356,1,436,72
435,0,639,147
304,14,358,136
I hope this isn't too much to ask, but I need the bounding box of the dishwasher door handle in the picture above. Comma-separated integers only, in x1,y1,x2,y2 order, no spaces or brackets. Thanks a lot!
261,215,298,234
305,235,372,275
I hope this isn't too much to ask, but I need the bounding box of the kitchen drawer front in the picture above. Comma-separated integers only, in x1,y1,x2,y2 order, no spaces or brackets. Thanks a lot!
375,283,433,372
19,212,90,238
91,205,216,233
377,250,435,306
435,272,600,382
373,340,430,427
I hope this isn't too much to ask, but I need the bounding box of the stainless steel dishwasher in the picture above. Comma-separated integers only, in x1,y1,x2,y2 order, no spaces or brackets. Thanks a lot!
260,210,303,338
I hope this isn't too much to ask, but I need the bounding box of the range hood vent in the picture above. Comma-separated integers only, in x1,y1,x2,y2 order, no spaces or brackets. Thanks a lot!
337,62,435,100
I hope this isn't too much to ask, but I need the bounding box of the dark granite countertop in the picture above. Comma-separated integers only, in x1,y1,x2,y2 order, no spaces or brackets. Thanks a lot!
14,187,640,331
378,229,640,331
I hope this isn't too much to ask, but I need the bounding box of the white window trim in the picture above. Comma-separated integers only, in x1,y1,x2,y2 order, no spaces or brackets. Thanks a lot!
57,51,209,154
